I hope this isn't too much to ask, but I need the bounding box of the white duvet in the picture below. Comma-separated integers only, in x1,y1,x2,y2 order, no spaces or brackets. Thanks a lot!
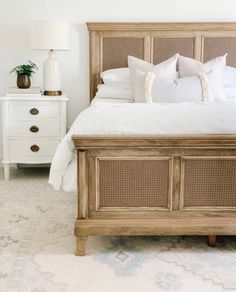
49,100,236,192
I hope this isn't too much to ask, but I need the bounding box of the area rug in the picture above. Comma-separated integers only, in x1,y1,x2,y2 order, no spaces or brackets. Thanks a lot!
0,167,236,292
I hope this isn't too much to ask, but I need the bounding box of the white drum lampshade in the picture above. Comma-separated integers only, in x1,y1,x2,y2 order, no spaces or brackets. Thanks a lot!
31,21,71,95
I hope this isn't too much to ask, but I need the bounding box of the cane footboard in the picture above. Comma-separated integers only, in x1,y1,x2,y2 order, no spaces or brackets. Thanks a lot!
73,135,236,255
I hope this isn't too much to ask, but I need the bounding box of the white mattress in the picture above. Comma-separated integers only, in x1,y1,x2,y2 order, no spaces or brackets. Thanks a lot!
49,99,236,192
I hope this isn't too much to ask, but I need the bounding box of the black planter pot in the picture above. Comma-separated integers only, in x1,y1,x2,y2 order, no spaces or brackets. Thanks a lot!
17,75,31,89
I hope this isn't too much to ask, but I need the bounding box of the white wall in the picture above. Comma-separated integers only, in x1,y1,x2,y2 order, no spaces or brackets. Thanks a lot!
1,0,236,158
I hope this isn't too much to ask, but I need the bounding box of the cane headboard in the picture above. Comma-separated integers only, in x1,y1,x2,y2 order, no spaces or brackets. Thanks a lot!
87,22,236,100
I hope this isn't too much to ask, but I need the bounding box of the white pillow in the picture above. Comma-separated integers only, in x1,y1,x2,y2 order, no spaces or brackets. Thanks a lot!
133,69,215,103
178,55,227,77
100,68,130,87
224,66,236,87
224,86,236,99
178,55,227,101
128,54,178,100
96,84,132,99
132,70,148,103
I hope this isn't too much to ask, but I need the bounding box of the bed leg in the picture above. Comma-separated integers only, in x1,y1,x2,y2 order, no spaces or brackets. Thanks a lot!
76,236,88,256
208,235,217,247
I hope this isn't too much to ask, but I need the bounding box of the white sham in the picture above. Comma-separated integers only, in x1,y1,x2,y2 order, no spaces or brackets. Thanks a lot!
178,54,227,101
96,84,132,99
128,54,179,100
132,69,218,103
100,68,131,87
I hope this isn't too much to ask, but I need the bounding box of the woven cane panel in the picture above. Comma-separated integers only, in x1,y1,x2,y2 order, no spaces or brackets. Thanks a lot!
98,159,170,208
183,159,236,207
204,38,236,66
102,38,144,70
153,38,194,64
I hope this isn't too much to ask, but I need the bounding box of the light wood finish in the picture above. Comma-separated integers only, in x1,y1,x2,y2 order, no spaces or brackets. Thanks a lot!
208,235,217,247
73,135,236,148
76,236,88,256
75,219,236,236
88,22,236,99
73,23,236,255
78,151,88,219
87,22,236,31
73,134,236,255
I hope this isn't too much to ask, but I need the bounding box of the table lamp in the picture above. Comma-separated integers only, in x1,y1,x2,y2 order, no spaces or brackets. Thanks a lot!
31,21,71,96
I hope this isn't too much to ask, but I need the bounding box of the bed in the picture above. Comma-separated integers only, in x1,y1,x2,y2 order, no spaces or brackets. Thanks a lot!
52,22,236,256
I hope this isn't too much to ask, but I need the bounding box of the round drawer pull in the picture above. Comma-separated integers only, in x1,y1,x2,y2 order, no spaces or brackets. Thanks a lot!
30,144,40,152
30,108,39,115
30,126,39,133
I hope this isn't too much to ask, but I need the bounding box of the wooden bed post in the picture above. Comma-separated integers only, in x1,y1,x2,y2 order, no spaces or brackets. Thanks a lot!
208,235,217,247
75,150,88,256
76,236,88,256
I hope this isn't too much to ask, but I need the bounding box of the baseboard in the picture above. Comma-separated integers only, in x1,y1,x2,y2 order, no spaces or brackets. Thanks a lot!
0,160,50,168
18,163,50,168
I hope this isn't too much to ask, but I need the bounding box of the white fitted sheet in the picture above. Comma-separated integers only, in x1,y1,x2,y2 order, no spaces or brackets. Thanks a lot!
49,99,236,192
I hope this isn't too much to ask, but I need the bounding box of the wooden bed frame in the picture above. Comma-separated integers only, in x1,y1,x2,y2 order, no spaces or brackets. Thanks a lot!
73,22,236,256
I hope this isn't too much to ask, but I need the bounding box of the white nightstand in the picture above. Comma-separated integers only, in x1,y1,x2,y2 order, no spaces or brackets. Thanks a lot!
0,94,68,180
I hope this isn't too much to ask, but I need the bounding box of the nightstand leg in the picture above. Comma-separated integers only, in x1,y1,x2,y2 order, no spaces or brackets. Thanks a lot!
3,164,10,181
13,163,18,170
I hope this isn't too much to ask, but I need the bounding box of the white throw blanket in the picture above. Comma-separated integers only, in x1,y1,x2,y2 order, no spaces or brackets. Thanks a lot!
49,100,236,192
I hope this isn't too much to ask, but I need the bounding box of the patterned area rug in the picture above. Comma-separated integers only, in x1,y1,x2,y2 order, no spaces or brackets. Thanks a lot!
0,168,236,292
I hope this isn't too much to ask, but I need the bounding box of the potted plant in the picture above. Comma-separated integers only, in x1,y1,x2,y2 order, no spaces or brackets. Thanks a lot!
10,61,38,89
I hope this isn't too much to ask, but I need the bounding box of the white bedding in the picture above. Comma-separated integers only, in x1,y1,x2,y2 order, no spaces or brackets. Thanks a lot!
91,97,131,105
49,99,236,192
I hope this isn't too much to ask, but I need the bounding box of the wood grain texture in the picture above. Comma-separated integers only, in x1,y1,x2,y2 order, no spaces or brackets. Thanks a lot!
73,134,236,254
75,236,88,256
78,151,88,219
87,22,236,31
72,135,236,148
75,218,236,236
87,22,236,98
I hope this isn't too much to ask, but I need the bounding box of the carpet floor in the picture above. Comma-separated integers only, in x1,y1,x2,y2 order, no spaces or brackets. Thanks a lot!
0,167,236,292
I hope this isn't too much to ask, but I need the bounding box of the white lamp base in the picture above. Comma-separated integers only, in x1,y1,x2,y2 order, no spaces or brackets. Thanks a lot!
43,50,62,96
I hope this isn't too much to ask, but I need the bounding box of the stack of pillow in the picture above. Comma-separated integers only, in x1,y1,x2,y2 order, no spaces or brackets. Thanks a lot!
224,66,236,98
96,53,236,103
97,68,132,99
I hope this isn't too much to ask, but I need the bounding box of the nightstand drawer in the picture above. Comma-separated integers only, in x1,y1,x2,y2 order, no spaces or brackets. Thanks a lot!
8,120,60,137
0,95,68,179
9,102,60,120
9,139,59,160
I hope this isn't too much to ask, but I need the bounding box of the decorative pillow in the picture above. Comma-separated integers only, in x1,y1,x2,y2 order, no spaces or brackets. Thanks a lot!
132,70,154,103
128,54,178,100
132,69,216,103
100,68,130,87
224,66,236,87
224,86,236,99
96,84,132,99
178,54,227,101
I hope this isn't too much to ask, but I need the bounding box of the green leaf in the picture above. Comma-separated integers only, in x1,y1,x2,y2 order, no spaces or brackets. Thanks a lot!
10,60,38,76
